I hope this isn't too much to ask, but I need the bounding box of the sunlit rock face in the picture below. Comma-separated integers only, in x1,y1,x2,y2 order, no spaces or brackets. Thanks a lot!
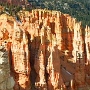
0,9,90,90
11,21,31,90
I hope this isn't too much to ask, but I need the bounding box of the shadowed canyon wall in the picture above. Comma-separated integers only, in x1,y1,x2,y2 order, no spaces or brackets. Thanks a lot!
0,9,90,90
0,46,15,90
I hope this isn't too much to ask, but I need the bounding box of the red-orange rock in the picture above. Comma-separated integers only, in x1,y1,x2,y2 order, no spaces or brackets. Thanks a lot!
0,9,90,90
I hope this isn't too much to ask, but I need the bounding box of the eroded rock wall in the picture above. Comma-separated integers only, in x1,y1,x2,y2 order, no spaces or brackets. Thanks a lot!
0,9,90,90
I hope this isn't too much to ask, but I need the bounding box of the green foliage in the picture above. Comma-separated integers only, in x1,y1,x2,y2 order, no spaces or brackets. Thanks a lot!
0,2,22,16
0,0,90,27
38,0,90,27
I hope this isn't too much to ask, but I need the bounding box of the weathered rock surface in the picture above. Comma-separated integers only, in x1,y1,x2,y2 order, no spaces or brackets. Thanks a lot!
0,0,27,5
0,46,15,90
0,9,90,90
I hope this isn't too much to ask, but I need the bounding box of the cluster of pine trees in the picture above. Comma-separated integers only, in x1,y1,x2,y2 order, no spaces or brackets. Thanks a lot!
0,0,90,27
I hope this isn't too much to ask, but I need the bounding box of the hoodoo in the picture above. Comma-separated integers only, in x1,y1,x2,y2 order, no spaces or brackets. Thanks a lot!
0,9,90,90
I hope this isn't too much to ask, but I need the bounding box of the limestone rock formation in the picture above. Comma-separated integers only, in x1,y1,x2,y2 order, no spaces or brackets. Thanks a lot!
11,22,30,90
0,9,90,90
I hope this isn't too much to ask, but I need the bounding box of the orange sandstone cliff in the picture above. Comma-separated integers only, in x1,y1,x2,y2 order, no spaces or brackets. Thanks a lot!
0,9,90,90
